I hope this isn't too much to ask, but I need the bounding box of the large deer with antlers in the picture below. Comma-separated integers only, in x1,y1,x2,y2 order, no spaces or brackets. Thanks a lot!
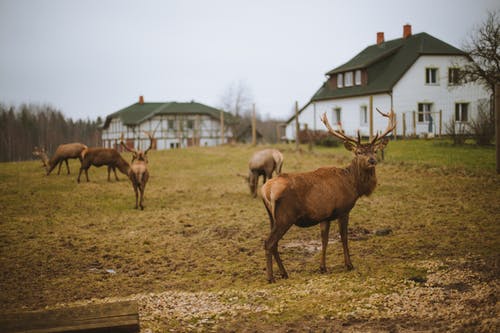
120,132,153,210
261,109,395,283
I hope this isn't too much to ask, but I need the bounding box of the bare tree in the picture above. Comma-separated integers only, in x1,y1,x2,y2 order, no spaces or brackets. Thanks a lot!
218,80,254,117
460,11,500,94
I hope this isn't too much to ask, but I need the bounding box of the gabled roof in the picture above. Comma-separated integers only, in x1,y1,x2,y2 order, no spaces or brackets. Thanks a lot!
103,101,235,129
311,32,466,102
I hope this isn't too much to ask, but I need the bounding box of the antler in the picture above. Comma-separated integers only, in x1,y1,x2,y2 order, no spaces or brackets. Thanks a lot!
371,108,396,144
143,131,154,155
320,113,359,145
120,133,137,153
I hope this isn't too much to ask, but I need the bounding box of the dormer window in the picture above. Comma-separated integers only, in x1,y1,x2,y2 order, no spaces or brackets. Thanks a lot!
337,73,343,88
344,72,353,87
355,70,362,85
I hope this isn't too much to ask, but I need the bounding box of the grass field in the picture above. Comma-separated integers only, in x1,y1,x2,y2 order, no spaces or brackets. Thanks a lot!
0,139,499,332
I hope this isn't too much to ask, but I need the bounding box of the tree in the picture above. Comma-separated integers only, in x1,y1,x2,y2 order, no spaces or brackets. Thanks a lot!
218,80,254,116
460,11,500,94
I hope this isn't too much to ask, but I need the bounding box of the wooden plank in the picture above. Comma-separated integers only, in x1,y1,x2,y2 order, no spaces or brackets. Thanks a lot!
0,301,139,333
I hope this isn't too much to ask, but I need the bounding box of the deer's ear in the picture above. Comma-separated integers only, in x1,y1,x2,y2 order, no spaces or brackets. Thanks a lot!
374,137,389,152
344,141,356,152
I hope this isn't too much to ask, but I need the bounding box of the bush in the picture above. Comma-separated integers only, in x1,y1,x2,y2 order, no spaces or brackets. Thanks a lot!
468,99,494,146
444,116,468,145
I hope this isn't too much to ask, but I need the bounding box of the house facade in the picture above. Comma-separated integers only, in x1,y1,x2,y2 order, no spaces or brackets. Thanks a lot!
102,97,234,150
286,25,490,139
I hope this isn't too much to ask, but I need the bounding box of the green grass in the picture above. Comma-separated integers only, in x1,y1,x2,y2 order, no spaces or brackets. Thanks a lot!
0,142,498,331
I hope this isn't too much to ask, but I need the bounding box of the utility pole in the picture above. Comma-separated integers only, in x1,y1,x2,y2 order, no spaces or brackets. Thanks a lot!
220,111,224,146
295,101,300,150
252,103,257,146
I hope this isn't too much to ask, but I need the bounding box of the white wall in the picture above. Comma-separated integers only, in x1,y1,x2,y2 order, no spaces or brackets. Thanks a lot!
393,55,490,136
285,94,392,140
286,55,490,140
101,114,233,150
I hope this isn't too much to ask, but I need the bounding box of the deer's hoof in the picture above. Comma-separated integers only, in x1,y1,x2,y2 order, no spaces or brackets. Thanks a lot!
267,277,276,284
320,266,327,274
346,263,354,271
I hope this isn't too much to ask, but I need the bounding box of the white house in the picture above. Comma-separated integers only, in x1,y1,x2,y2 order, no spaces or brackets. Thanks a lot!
286,24,490,139
102,96,235,150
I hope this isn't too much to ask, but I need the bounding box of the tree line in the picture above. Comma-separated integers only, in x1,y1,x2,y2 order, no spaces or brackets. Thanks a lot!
0,104,102,162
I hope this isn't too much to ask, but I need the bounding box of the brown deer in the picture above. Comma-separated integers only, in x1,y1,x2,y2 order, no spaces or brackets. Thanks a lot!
261,109,395,283
33,143,88,175
247,149,284,197
120,133,153,210
77,147,130,183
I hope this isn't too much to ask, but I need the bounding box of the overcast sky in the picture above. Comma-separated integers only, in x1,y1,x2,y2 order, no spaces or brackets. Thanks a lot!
0,0,498,121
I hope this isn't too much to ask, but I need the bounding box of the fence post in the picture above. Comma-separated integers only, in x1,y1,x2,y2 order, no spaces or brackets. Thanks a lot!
496,84,500,174
402,113,406,138
439,110,442,137
412,111,416,137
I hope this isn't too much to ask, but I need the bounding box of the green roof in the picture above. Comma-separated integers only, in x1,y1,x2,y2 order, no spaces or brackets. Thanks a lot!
103,101,235,129
311,32,466,101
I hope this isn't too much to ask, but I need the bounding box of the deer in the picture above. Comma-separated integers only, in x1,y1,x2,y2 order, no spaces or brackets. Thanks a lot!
77,147,130,183
32,143,88,175
246,148,284,197
120,132,153,210
260,109,396,283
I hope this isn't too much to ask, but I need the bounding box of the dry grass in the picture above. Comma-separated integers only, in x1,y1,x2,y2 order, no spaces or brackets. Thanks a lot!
0,140,498,332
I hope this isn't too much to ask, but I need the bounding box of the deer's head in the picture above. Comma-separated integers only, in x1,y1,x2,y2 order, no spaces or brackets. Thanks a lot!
321,108,396,170
32,146,49,167
120,132,154,163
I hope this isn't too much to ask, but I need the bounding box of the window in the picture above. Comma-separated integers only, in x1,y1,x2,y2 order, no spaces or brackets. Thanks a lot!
455,103,469,122
186,119,194,129
344,72,353,87
448,68,460,85
425,68,438,84
168,119,175,130
337,73,343,88
360,105,368,126
355,70,362,85
417,103,432,122
334,108,342,125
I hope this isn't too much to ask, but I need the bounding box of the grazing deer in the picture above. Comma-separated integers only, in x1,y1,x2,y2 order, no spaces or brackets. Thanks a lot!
120,133,153,210
247,149,284,197
261,109,395,283
33,143,88,175
77,147,130,183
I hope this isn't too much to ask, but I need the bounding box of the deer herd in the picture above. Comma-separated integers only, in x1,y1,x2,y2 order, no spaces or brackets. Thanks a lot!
32,110,396,282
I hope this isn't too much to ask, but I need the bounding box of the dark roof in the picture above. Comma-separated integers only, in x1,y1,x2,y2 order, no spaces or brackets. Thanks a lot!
103,101,235,129
311,32,466,102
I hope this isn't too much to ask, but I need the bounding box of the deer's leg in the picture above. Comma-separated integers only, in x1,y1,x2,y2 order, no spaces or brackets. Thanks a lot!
65,159,70,174
271,242,288,279
113,167,119,181
319,221,331,273
338,214,354,270
264,223,292,283
107,166,111,181
139,184,145,210
133,183,139,209
57,161,63,175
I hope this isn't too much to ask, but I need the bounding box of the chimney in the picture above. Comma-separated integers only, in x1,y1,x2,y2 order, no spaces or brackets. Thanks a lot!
403,24,412,38
377,32,384,45
139,95,144,104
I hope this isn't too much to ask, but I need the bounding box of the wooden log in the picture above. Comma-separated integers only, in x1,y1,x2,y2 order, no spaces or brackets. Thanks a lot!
0,300,139,333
